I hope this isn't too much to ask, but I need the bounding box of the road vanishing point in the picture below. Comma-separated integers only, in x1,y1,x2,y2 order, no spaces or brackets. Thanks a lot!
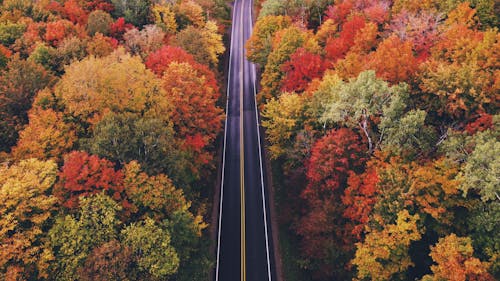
215,0,277,280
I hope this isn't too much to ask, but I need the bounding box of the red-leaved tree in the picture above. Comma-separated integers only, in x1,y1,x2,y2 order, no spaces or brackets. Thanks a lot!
295,128,367,279
145,45,196,75
46,0,87,25
303,128,367,200
55,151,129,210
146,45,219,94
325,15,366,63
281,48,327,93
464,113,493,135
342,163,379,239
325,1,354,25
109,18,133,40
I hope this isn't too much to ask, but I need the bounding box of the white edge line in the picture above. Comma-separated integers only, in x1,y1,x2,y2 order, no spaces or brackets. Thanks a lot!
215,0,237,279
247,1,272,280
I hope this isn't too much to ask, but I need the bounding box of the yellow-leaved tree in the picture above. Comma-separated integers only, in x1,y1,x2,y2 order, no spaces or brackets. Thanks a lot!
0,159,59,280
352,210,423,281
152,4,178,34
55,48,168,125
262,92,307,159
172,20,225,68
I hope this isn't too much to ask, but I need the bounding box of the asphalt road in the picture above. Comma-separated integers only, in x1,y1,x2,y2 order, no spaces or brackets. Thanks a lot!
216,0,276,280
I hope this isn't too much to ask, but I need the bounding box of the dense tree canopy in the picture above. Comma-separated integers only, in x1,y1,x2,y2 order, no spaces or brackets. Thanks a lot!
0,0,227,279
296,128,367,278
110,0,152,27
256,0,500,280
281,47,327,93
1,0,498,280
54,151,126,210
121,218,180,279
86,10,113,36
44,194,122,281
85,112,185,178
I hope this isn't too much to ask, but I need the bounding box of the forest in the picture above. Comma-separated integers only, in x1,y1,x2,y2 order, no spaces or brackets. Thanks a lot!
1,0,499,280
0,0,229,280
248,0,499,280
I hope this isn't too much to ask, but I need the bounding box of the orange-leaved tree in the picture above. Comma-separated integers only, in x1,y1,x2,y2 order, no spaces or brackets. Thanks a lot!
422,234,494,281
367,35,419,84
12,105,76,162
161,62,224,169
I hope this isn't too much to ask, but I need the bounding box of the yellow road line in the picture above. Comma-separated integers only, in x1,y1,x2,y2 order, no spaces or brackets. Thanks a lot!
239,0,246,281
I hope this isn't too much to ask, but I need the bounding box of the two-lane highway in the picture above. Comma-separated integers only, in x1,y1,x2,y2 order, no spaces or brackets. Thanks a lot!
216,0,276,280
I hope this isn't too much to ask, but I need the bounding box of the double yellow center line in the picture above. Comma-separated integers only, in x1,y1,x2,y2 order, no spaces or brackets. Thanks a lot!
239,1,246,281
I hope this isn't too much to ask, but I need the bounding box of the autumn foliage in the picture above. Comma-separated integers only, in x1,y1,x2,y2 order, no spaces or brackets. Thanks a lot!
47,0,88,25
161,62,224,165
0,0,227,279
55,151,126,209
303,128,366,200
367,35,419,83
422,234,495,281
0,0,498,279
325,15,366,63
145,45,196,75
295,128,367,278
281,48,327,93
342,165,379,238
253,0,500,280
12,107,76,161
0,159,59,280
146,45,219,92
